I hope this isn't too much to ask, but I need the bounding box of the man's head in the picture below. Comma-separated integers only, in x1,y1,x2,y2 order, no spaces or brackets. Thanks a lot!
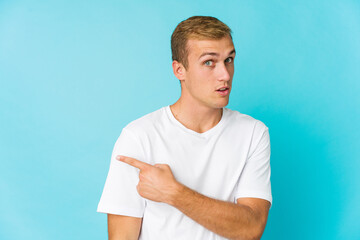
171,16,235,109
171,16,232,70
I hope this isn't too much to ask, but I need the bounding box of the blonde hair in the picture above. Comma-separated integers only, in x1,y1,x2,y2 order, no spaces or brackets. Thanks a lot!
171,16,232,69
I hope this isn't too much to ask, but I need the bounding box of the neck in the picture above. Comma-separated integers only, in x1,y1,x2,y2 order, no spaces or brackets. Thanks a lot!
170,97,223,134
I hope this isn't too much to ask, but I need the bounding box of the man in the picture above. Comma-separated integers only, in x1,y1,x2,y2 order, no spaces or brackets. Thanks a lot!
97,16,272,240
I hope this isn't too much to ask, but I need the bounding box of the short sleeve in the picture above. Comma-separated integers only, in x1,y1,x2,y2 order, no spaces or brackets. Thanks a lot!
234,121,272,206
97,128,146,217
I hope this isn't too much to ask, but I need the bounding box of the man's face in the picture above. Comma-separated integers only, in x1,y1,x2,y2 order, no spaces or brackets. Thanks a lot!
181,36,235,109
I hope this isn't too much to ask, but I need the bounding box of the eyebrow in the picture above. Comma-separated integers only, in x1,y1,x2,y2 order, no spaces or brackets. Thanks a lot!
198,49,236,60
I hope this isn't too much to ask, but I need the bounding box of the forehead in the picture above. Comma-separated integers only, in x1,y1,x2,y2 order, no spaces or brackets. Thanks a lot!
186,37,235,57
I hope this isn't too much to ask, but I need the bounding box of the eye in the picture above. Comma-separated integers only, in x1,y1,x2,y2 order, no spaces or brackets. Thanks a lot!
204,60,214,66
225,57,233,63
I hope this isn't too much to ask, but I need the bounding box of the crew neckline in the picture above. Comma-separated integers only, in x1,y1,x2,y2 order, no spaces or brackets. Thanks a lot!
165,105,228,138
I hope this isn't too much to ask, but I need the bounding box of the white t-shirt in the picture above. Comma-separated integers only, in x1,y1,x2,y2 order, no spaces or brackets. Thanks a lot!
97,106,272,240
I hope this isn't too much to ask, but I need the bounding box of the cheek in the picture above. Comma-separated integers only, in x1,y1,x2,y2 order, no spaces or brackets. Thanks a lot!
195,72,213,91
189,69,209,85
198,68,214,81
227,64,235,73
186,67,214,94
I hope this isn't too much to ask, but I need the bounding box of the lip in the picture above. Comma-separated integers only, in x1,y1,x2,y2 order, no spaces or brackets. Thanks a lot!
216,86,230,91
216,88,230,96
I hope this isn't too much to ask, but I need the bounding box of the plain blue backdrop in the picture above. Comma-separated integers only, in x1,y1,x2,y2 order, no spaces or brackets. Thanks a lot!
1,0,359,239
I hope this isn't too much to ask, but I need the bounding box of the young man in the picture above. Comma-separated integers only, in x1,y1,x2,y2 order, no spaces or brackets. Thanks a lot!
97,16,272,240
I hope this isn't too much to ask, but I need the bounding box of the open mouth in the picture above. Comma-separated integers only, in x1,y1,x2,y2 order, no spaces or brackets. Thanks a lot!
216,87,230,96
216,87,229,92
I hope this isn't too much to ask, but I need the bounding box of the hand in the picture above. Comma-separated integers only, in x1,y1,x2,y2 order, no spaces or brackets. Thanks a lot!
116,155,181,204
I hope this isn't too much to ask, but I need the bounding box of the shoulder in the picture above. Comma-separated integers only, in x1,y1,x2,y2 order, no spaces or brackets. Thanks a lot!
224,108,268,133
225,108,270,154
122,106,166,135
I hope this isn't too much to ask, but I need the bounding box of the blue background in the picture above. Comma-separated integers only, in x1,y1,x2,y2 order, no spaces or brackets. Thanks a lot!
1,0,359,239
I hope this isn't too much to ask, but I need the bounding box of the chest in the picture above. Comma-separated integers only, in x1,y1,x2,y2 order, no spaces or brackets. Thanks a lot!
143,130,251,200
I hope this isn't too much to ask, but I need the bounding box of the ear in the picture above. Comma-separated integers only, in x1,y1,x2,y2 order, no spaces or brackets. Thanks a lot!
172,60,186,81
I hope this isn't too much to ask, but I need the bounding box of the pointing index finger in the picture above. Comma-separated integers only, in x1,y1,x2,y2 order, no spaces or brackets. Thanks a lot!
116,155,152,171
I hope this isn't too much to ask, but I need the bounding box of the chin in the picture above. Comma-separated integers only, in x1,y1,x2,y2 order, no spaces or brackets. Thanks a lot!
214,101,229,108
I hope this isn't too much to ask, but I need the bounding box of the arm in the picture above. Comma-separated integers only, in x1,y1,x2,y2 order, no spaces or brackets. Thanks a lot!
117,156,270,240
107,214,142,240
169,183,270,240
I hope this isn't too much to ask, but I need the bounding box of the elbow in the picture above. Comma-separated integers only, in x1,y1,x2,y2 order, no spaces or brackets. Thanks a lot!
230,204,269,240
232,233,261,240
232,234,261,240
231,224,265,240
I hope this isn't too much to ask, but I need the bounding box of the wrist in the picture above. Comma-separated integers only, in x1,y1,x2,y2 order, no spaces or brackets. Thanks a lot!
166,181,185,206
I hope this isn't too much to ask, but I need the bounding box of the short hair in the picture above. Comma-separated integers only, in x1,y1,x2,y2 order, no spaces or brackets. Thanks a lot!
171,16,232,69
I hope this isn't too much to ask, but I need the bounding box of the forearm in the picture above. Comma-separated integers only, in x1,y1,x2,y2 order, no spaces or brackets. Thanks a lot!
167,184,263,240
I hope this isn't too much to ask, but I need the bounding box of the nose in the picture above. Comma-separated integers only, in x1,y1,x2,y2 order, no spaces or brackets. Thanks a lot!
217,63,231,82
